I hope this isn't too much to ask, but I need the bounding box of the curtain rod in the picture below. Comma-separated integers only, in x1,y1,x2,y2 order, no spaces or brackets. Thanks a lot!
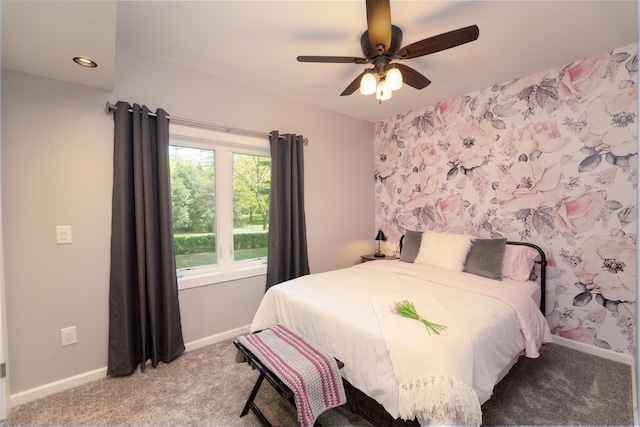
106,101,272,139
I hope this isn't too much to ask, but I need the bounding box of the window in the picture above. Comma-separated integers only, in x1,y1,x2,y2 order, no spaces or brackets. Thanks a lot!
169,124,271,289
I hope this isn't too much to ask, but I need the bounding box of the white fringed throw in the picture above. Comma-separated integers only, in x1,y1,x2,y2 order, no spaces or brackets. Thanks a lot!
372,296,482,426
238,323,346,427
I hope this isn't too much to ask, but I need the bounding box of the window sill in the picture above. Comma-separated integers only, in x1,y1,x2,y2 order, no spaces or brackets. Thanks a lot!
178,264,267,290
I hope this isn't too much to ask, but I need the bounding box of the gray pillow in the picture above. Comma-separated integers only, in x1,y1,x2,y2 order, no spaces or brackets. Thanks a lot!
399,230,422,263
463,238,507,280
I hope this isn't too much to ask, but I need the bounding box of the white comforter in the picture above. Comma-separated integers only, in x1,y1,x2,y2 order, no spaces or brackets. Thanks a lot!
250,260,552,425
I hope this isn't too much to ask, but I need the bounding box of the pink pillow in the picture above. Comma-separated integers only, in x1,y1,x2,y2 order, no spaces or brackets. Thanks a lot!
501,245,539,281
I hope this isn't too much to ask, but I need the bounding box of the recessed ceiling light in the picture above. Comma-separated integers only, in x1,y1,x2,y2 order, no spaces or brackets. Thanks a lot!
73,57,97,68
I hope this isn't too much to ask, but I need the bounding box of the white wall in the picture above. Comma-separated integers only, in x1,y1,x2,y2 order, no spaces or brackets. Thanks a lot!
1,49,375,400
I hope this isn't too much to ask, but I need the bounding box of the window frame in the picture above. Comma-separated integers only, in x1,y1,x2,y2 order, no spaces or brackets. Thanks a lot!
169,124,270,290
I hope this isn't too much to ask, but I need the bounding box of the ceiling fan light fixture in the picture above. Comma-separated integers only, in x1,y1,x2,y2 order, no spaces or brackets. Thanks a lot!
360,72,377,95
386,66,403,91
376,79,392,101
296,0,479,101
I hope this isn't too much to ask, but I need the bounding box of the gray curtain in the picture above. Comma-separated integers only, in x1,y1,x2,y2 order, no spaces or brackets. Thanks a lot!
108,101,185,376
265,131,310,290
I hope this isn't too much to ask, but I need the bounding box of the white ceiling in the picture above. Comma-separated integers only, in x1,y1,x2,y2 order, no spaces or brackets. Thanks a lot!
2,1,638,123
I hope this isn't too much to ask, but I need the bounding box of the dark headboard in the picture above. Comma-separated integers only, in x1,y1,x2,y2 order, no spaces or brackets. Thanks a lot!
398,235,546,314
505,241,547,314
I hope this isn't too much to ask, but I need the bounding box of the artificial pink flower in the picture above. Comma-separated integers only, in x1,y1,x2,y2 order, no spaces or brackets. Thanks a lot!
391,299,447,335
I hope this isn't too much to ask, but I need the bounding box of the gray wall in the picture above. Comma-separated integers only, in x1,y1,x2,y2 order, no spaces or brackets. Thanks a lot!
1,48,375,397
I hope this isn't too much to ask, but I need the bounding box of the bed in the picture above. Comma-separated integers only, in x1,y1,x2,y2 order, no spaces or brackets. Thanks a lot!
249,231,553,426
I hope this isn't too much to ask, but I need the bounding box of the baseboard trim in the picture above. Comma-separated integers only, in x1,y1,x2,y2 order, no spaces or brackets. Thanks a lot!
9,324,252,408
183,324,250,352
551,335,634,365
10,367,107,407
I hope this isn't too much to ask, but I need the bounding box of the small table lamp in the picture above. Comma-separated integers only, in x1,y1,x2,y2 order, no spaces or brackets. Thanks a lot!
375,229,387,257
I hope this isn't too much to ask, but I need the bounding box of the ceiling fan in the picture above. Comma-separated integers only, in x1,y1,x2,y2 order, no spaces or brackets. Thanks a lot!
297,0,479,102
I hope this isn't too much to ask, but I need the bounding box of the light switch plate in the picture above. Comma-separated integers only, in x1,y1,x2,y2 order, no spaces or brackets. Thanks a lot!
56,226,72,244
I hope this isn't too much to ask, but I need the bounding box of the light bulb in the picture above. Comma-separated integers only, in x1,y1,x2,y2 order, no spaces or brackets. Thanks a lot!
376,80,392,101
73,57,98,68
386,66,403,91
360,72,377,95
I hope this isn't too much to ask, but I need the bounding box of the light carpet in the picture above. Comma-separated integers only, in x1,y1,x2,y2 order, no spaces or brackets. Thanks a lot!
2,338,634,426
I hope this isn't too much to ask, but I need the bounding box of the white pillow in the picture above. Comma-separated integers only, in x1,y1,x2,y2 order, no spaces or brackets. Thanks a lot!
414,231,473,272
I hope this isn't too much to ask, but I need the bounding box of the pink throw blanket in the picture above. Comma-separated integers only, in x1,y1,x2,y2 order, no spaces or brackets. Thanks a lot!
238,323,346,427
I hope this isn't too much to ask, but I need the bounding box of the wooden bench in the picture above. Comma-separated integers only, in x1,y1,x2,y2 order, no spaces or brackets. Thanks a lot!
234,337,344,427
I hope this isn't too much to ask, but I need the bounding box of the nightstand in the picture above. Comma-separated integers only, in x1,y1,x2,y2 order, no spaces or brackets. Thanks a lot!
361,254,396,262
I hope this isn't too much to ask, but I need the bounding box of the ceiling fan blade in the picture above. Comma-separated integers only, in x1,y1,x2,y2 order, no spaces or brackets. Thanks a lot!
397,64,431,90
297,56,366,64
399,25,479,59
340,72,365,96
366,0,392,53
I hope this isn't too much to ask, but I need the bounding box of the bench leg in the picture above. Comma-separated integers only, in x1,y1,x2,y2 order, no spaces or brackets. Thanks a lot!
240,371,326,427
241,372,265,418
249,401,274,427
240,372,276,427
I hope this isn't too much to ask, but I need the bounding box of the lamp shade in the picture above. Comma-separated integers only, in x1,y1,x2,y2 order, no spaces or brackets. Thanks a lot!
376,80,392,101
360,72,377,95
386,66,403,91
375,229,387,241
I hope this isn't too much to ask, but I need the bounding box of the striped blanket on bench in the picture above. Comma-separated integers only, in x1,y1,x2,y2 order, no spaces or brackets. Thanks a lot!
237,323,346,427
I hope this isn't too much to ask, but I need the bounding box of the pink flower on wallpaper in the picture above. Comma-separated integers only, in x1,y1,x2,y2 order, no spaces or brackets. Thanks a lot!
434,194,463,223
494,160,563,211
446,122,493,169
375,139,401,179
398,171,439,209
515,120,571,153
556,322,597,345
554,191,606,233
434,97,462,128
558,53,610,98
579,86,638,157
574,234,636,302
409,142,441,167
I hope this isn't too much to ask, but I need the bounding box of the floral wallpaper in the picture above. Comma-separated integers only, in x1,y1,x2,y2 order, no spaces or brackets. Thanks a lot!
374,44,638,355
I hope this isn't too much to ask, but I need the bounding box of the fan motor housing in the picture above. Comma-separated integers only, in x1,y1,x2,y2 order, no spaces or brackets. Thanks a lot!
361,25,403,58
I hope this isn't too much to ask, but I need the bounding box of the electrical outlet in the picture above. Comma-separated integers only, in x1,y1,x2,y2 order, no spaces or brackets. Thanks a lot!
61,326,77,346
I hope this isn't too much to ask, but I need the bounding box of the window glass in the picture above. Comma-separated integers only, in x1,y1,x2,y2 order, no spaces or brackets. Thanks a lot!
233,153,271,261
168,124,270,287
169,146,217,269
